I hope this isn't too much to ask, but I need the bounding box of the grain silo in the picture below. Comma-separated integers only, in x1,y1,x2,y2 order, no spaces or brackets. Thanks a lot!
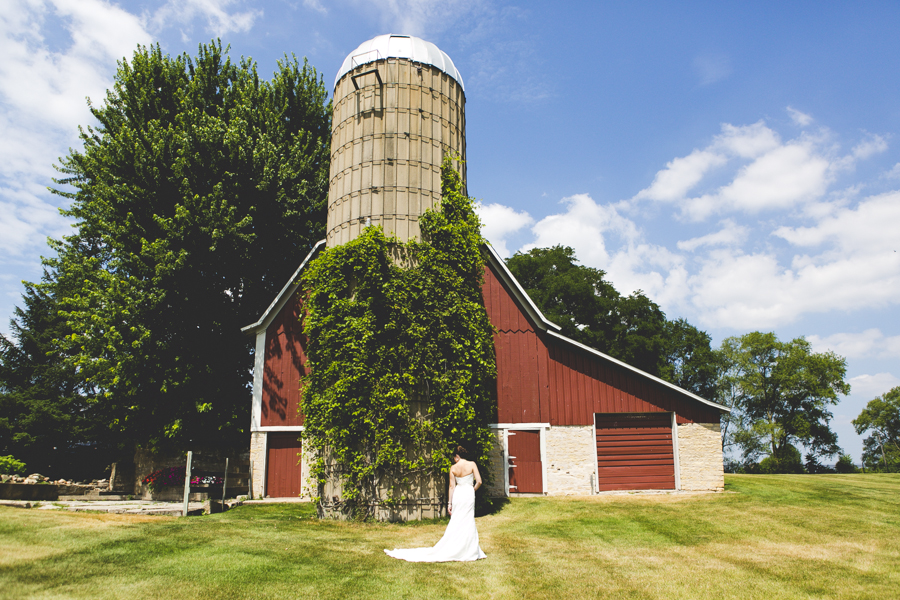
327,34,466,247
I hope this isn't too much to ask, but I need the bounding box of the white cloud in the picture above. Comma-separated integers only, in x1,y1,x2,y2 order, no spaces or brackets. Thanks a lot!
787,106,813,127
885,163,900,180
0,0,153,258
676,219,747,252
508,189,900,330
687,250,798,328
714,121,781,159
686,233,900,329
632,122,780,204
847,372,900,401
302,0,328,15
524,194,622,267
0,0,150,132
773,190,900,255
475,202,533,257
693,53,731,86
631,121,891,223
682,140,831,220
518,194,689,309
808,329,900,359
633,150,726,202
150,0,262,38
851,134,888,160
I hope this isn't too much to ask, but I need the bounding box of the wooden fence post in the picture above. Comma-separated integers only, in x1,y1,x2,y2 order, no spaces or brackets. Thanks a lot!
182,451,193,517
249,459,254,500
222,457,229,503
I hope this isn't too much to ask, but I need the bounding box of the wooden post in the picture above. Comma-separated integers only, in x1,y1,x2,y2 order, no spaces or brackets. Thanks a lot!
182,451,193,517
222,457,229,503
248,459,254,500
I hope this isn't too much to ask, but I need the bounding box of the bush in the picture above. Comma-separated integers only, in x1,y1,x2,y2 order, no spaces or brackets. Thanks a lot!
835,454,860,473
0,455,27,475
758,445,805,474
805,455,836,474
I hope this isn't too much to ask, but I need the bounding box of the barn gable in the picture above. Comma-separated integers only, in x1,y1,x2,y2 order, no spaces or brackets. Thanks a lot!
244,239,727,498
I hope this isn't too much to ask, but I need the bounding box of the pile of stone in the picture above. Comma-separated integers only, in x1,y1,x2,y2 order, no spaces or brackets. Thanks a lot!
1,473,110,489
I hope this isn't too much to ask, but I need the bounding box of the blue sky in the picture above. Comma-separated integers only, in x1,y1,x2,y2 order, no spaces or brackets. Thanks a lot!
1,1,898,461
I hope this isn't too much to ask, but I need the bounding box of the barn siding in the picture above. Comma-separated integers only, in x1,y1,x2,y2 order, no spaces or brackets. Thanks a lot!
261,290,307,427
482,262,720,427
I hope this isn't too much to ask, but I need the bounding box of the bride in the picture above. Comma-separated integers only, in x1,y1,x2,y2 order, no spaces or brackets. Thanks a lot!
384,446,487,562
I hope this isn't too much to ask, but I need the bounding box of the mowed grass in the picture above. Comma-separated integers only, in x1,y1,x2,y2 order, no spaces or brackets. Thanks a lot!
1,475,898,600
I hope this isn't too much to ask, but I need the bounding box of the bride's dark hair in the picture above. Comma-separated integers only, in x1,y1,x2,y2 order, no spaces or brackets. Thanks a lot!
454,445,469,460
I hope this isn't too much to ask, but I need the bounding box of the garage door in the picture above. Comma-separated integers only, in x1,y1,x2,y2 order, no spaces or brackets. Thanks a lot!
266,433,303,498
508,429,543,494
595,413,675,491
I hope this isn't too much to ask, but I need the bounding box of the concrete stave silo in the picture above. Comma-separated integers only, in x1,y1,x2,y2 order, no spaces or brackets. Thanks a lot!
327,34,466,247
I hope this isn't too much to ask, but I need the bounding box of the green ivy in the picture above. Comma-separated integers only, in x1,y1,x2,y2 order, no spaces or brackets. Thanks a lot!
301,159,497,516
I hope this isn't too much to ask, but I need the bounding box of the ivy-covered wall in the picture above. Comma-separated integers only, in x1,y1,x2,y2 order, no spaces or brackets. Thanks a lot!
300,159,497,518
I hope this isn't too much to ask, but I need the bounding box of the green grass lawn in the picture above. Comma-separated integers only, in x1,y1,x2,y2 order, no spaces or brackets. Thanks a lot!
1,474,898,599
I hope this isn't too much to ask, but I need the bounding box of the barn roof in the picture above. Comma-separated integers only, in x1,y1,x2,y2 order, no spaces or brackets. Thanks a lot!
481,243,730,414
242,238,729,414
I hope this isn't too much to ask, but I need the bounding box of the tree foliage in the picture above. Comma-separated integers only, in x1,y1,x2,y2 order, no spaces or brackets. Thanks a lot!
36,41,330,451
659,318,720,400
717,332,849,471
301,160,496,515
0,273,106,477
504,246,717,396
853,386,900,471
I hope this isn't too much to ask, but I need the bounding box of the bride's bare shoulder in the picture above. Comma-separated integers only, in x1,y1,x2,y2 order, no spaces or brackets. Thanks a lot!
451,460,477,477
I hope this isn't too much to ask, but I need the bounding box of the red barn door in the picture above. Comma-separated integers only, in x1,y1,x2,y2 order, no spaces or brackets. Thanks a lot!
266,433,303,497
595,413,675,491
508,430,543,494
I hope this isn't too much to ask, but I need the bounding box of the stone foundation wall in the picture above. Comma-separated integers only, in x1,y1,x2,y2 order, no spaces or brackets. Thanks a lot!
677,422,724,491
545,426,595,496
134,447,249,500
249,432,266,499
317,448,447,521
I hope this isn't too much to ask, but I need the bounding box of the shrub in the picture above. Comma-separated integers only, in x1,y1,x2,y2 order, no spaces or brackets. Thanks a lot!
835,454,860,473
0,455,27,475
758,445,805,474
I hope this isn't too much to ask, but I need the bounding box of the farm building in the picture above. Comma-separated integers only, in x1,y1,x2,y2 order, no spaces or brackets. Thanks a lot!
244,34,728,505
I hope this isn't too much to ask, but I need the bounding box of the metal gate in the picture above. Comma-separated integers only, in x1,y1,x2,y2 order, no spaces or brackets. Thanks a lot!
265,433,303,498
595,413,675,491
508,430,543,494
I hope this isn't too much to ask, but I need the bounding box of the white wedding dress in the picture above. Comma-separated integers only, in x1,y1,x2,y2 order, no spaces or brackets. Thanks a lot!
384,473,487,562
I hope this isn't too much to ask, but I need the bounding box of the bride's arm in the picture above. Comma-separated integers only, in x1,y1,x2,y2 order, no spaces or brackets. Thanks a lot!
473,463,482,492
448,471,456,515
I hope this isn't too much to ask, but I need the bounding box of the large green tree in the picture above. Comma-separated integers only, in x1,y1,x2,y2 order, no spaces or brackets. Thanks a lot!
853,386,900,471
718,332,849,471
40,41,330,451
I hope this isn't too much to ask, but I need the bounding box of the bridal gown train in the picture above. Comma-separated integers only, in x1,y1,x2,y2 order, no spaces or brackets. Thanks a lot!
384,473,487,562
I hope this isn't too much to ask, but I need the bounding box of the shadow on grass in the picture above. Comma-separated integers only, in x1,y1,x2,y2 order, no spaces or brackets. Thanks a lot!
476,495,509,517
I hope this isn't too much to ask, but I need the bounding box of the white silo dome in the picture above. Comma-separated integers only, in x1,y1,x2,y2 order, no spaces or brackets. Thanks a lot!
334,34,465,91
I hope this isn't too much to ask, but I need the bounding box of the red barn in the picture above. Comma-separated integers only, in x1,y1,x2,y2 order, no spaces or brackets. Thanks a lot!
244,241,728,499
